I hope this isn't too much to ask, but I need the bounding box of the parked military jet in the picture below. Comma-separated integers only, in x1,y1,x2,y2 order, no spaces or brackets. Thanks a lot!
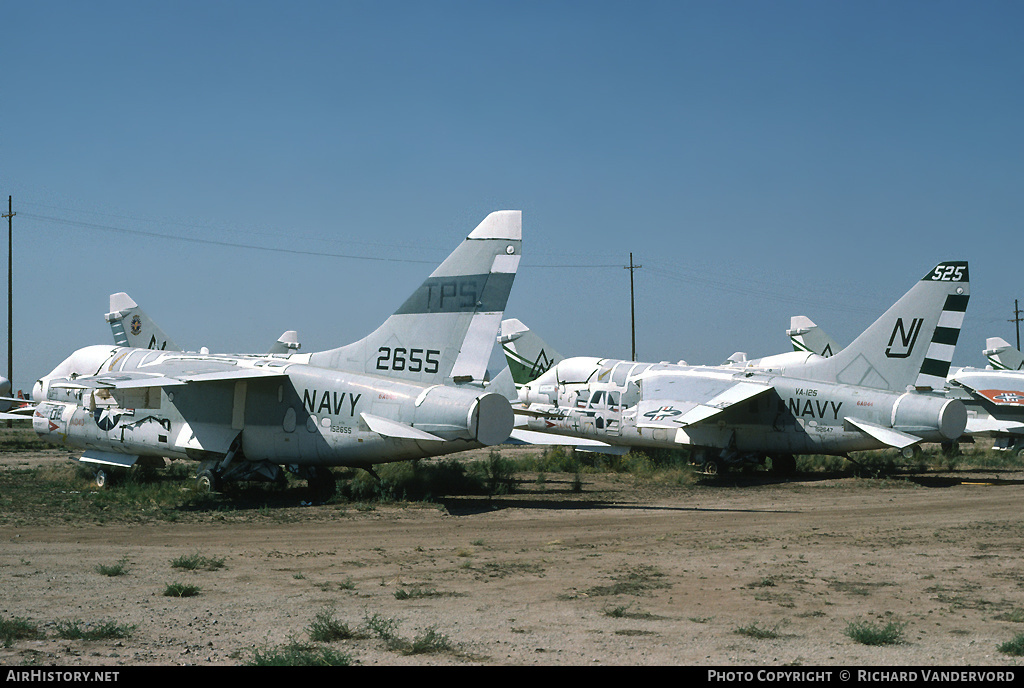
105,292,302,354
504,262,970,474
787,316,1024,457
25,210,522,496
984,337,1024,371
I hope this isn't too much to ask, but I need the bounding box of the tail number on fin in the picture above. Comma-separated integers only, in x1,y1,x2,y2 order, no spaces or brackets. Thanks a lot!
885,318,923,359
376,347,440,374
929,264,967,282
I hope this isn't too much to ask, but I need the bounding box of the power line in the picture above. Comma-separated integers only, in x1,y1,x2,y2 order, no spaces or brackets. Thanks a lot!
20,211,621,269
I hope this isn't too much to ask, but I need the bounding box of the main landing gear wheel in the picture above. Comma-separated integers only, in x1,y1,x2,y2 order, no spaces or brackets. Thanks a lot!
900,444,922,460
771,454,796,476
702,460,719,476
306,467,337,504
196,469,220,494
94,469,109,489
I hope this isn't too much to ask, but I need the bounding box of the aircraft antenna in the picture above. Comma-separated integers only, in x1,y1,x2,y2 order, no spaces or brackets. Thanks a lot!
624,253,642,361
1011,298,1022,351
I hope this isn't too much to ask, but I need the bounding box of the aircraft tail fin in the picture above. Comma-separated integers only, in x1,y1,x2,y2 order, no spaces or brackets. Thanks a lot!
499,318,564,385
984,336,1024,371
787,316,841,358
790,262,969,392
309,211,521,386
268,331,301,354
105,293,181,352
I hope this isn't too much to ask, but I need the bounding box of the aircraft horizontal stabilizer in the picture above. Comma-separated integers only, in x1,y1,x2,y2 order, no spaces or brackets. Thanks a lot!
508,428,629,454
360,412,446,442
843,417,920,449
965,417,1024,434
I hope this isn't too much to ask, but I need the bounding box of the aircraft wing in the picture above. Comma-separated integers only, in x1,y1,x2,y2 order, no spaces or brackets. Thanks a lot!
949,371,1024,407
635,374,773,429
50,363,289,390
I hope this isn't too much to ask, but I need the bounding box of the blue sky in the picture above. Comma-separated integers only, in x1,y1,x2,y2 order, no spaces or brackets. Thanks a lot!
3,0,1022,391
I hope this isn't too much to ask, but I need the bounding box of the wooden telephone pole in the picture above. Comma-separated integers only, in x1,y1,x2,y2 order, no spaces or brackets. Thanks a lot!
2,197,13,426
624,253,642,361
1011,298,1023,351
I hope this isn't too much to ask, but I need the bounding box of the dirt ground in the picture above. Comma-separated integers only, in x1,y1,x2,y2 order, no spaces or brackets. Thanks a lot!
2,446,1024,667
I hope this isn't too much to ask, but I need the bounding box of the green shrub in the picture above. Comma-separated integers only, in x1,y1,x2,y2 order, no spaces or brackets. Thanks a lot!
248,641,352,666
1,616,44,647
845,620,906,646
54,619,135,640
998,633,1024,656
163,582,201,597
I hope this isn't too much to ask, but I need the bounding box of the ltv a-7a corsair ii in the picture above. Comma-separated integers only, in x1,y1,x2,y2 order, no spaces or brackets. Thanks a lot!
20,210,522,497
788,314,1024,458
505,262,970,475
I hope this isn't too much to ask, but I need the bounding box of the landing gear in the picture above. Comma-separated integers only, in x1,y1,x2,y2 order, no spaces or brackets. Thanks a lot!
302,467,337,504
194,459,286,493
770,454,797,476
94,468,109,489
900,444,922,460
195,468,220,494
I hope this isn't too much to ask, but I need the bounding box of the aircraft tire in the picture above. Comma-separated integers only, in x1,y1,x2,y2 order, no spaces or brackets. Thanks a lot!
196,469,220,494
900,445,921,460
771,454,796,476
307,467,337,504
94,469,109,489
703,460,719,476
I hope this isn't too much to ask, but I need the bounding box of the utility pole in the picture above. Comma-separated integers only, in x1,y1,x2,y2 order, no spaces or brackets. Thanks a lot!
624,253,642,361
2,197,13,428
1011,298,1023,351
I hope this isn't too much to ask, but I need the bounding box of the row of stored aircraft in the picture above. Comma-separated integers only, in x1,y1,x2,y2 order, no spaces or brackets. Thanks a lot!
3,210,1023,494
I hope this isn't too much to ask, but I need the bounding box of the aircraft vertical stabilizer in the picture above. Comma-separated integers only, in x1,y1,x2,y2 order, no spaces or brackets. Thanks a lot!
985,337,1024,371
310,211,522,385
790,262,969,392
787,316,840,358
105,292,181,352
499,318,565,385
